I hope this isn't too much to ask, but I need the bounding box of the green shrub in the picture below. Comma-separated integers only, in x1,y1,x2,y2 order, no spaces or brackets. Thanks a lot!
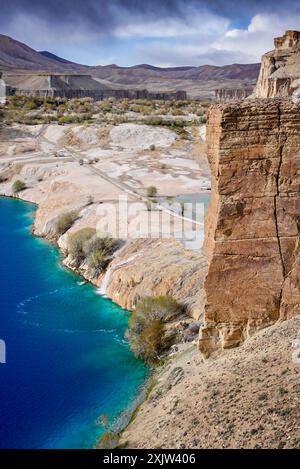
88,250,109,276
68,230,116,272
12,180,26,193
136,296,181,320
86,236,116,276
85,235,116,257
146,185,158,198
44,115,58,123
55,210,78,236
68,228,96,267
64,115,77,124
126,296,182,364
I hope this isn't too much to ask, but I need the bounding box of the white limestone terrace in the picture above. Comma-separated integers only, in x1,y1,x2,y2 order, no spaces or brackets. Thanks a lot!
27,122,210,196
0,122,210,249
109,123,177,150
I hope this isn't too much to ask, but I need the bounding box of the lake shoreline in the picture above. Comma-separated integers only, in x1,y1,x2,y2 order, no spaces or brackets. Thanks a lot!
0,195,149,449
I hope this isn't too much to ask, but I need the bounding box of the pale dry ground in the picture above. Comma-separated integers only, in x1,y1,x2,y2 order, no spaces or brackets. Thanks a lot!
0,121,208,317
121,316,300,449
0,122,210,199
0,122,209,238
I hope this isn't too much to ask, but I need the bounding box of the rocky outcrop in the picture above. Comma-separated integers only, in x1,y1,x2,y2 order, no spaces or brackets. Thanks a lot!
215,87,254,102
0,71,15,103
255,30,300,100
199,99,300,357
3,73,187,101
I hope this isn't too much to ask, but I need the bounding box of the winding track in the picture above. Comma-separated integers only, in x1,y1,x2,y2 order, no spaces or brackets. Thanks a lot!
37,124,205,228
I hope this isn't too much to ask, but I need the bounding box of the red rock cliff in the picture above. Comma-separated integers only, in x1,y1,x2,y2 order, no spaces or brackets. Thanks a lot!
199,99,300,357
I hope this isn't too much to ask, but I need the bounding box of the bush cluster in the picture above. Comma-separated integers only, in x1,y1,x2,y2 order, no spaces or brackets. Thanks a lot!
54,211,78,236
146,185,158,198
68,228,116,274
12,180,26,193
126,296,182,364
3,95,210,128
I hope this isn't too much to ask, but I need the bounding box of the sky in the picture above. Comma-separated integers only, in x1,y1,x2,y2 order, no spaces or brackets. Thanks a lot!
1,0,300,67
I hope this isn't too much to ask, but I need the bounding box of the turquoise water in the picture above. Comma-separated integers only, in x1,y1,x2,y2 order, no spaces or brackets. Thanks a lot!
0,197,148,449
159,192,211,221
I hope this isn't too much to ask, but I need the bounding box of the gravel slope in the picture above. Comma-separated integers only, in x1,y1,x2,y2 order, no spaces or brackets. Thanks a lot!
121,316,300,449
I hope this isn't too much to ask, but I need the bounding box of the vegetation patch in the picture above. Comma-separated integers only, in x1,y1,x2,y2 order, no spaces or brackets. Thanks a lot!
126,296,182,364
146,185,158,198
68,228,117,275
12,180,26,193
2,96,209,128
68,228,96,267
54,210,78,237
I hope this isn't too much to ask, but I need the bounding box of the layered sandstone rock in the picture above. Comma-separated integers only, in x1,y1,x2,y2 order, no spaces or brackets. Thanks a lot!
215,87,254,102
199,99,300,357
255,30,300,100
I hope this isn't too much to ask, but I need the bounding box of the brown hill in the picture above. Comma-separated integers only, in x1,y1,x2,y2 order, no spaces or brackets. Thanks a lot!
0,34,81,70
0,34,260,98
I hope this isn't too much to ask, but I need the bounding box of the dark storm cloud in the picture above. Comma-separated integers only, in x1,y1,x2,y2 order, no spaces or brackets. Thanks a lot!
2,0,300,66
1,0,300,31
1,0,182,30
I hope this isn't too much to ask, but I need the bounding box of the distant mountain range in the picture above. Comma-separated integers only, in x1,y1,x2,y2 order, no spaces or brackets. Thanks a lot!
0,34,260,99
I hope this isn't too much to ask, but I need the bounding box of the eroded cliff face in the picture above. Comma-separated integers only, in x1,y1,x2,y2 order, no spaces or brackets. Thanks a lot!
105,239,206,319
255,30,300,100
199,99,300,357
215,87,254,102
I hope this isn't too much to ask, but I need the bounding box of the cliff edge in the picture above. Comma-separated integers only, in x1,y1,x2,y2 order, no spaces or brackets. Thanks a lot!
199,99,300,357
255,30,300,100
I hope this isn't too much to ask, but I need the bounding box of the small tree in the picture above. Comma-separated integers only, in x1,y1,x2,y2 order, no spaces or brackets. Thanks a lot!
12,180,26,193
146,186,158,198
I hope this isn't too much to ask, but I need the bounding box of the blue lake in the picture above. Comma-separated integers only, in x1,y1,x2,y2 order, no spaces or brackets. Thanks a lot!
0,197,147,448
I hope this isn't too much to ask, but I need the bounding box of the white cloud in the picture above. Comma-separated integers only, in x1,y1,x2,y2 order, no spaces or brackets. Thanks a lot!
219,13,300,60
113,10,229,38
2,8,300,67
135,12,300,66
